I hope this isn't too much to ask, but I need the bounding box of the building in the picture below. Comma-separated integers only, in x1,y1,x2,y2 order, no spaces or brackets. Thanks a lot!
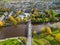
2,0,60,3
19,0,34,2
4,0,34,3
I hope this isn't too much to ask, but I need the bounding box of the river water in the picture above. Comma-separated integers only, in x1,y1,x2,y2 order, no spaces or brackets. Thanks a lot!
0,22,60,39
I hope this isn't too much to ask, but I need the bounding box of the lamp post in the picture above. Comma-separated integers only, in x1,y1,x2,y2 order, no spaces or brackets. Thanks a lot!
27,19,32,45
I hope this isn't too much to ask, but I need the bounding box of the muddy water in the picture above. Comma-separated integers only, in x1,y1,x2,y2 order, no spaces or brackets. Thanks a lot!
0,22,60,39
0,24,26,39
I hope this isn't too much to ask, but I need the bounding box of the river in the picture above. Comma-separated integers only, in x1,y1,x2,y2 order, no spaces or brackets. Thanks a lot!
0,22,60,39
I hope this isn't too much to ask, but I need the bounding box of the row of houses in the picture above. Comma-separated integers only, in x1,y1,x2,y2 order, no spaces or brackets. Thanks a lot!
2,0,60,3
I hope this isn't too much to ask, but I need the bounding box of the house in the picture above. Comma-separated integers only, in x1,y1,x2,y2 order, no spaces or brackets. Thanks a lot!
19,13,30,20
